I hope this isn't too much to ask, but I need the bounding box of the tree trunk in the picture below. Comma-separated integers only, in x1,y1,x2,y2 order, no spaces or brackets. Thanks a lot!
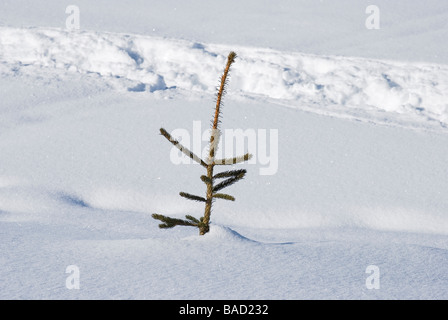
200,164,214,235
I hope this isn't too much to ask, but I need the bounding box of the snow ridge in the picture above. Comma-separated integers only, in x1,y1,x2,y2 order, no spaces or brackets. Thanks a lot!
1,26,448,130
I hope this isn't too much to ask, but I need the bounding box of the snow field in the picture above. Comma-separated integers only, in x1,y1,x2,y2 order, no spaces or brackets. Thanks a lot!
1,0,448,299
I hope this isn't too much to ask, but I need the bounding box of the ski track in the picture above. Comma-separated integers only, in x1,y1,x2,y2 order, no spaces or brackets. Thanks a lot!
1,26,448,131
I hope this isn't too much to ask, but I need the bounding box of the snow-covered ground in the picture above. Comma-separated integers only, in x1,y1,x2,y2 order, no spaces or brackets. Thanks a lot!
0,1,447,300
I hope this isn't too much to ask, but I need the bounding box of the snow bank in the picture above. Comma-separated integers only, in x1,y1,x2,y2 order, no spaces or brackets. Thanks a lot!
1,26,448,129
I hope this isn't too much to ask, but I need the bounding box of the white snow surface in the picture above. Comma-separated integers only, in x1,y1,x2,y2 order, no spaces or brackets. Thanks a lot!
1,1,448,300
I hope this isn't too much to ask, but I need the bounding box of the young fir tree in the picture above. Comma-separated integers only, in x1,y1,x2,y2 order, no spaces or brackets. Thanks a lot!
152,51,252,235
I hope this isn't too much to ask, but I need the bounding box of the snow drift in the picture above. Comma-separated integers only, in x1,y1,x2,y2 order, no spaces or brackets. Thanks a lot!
1,26,448,130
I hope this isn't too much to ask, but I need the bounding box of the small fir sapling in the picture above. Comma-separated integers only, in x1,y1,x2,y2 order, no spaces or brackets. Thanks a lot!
152,51,252,235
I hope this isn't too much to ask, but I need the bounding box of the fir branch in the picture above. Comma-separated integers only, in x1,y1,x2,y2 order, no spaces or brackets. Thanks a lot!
214,153,252,165
200,175,213,185
213,169,247,179
160,128,207,168
213,193,235,201
185,215,200,224
151,213,197,228
212,52,237,131
213,172,246,192
179,192,207,202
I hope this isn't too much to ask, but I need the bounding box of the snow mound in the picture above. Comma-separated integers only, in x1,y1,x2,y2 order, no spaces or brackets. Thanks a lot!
182,225,258,243
1,26,448,130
